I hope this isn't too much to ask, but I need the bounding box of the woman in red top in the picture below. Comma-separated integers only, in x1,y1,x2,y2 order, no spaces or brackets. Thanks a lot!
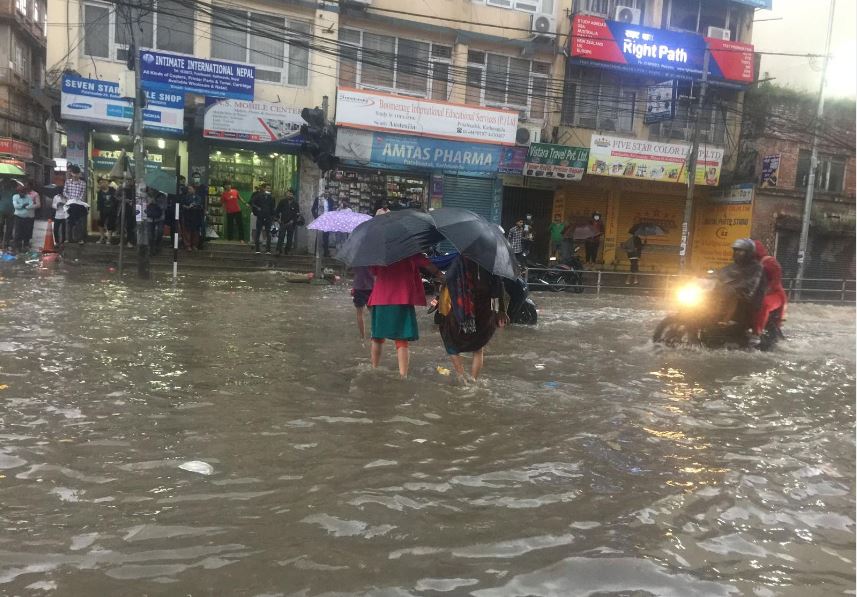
221,184,245,242
753,239,788,335
368,253,443,378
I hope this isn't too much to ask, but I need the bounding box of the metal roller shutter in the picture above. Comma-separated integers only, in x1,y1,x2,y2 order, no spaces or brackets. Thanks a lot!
439,175,497,253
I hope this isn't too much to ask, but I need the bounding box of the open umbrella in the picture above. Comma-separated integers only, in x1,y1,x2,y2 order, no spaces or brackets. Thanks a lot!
629,222,666,236
427,208,518,279
144,169,178,195
0,163,25,176
307,210,371,233
572,224,601,240
336,209,442,267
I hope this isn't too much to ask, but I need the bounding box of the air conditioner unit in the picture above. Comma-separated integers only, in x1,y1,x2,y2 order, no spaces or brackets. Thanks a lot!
531,13,557,39
706,26,731,40
612,6,641,25
515,125,541,146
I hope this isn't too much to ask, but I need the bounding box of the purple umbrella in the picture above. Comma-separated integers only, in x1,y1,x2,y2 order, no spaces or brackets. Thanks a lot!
307,209,372,233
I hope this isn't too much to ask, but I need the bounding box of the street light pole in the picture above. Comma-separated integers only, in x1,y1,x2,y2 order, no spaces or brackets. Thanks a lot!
795,0,836,297
679,47,710,273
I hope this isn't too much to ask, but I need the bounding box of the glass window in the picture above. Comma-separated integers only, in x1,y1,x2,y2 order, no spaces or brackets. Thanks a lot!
16,0,27,16
431,62,449,100
700,1,727,34
485,54,508,105
338,29,360,88
530,77,546,120
507,58,530,107
249,12,284,69
563,67,634,132
669,0,699,32
83,4,110,58
361,33,395,88
465,66,483,105
288,21,311,87
211,6,246,63
397,40,430,95
155,0,193,54
114,3,153,61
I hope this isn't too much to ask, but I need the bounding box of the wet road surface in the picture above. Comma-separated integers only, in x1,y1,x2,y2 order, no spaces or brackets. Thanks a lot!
0,268,853,595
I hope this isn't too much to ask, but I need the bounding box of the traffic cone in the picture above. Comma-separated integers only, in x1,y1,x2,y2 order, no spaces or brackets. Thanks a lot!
42,219,56,254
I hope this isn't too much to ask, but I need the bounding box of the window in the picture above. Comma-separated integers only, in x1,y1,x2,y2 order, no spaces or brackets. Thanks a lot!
466,51,552,118
16,0,27,16
796,150,846,193
575,0,644,19
666,0,742,39
211,5,310,86
12,37,31,80
83,1,194,61
646,83,728,145
486,0,553,14
337,29,451,99
562,67,636,132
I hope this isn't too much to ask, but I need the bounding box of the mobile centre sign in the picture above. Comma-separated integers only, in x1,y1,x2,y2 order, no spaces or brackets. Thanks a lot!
203,99,303,144
336,87,519,146
61,74,184,132
569,15,754,86
140,50,255,100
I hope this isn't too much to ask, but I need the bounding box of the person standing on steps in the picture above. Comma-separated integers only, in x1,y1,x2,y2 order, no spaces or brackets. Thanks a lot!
311,194,335,257
51,187,68,246
585,211,604,265
181,184,204,251
0,178,15,251
221,184,245,242
96,177,118,244
507,218,525,268
548,214,564,260
63,165,89,244
12,181,36,252
622,233,643,285
251,183,275,254
275,190,300,255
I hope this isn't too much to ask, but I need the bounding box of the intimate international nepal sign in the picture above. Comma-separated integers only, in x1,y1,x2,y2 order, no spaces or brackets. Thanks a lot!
203,99,303,144
335,128,501,173
570,15,754,86
61,74,184,132
140,50,255,100
588,135,724,186
336,88,519,145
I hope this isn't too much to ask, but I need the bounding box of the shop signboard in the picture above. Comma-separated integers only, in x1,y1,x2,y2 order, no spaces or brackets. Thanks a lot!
61,74,184,132
569,15,754,86
203,99,302,144
91,149,163,172
760,153,780,188
692,185,754,270
139,49,255,100
522,143,588,180
588,134,724,186
0,138,33,160
497,146,528,174
336,87,519,145
336,128,503,173
644,80,677,124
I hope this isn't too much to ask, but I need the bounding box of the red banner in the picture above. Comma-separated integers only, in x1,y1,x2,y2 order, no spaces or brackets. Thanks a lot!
0,138,33,160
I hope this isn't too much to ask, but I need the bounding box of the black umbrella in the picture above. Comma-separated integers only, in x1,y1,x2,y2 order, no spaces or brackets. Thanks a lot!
572,224,601,240
427,208,519,279
336,209,443,267
629,222,666,236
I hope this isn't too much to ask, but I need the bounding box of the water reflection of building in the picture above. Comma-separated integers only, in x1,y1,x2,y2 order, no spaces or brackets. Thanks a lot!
737,86,856,281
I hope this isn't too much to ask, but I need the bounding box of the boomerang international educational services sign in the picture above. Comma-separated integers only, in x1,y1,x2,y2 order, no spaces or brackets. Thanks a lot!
569,15,754,86
140,50,255,100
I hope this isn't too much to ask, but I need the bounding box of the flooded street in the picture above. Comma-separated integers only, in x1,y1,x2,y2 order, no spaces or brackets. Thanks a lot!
0,268,853,596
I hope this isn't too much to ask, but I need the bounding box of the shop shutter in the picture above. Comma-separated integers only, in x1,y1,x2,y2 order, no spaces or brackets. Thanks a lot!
776,228,856,297
439,175,496,253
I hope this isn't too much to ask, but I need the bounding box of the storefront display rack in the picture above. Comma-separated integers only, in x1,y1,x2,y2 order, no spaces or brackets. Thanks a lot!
323,169,428,214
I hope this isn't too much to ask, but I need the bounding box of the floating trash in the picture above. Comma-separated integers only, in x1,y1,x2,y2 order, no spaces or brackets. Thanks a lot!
542,381,560,389
178,461,214,475
436,366,451,376
534,363,546,370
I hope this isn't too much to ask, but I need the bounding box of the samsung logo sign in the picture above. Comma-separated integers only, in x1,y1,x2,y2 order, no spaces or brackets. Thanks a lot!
67,103,92,110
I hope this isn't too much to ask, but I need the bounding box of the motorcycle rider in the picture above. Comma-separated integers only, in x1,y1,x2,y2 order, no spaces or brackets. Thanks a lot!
716,238,766,346
753,239,788,337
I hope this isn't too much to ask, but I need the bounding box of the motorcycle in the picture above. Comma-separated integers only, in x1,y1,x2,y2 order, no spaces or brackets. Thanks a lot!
525,249,585,294
653,276,784,350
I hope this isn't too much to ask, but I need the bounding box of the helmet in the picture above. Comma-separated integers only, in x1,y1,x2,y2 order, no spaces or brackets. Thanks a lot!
731,238,755,253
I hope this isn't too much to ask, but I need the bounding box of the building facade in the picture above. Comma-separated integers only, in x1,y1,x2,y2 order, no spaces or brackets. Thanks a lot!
0,0,50,184
738,86,856,281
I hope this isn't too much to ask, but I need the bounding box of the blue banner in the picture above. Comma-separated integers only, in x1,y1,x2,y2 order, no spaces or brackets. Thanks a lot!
369,133,502,173
140,50,255,100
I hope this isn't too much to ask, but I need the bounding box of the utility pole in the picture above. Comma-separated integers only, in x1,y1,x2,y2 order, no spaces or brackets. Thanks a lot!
795,0,836,297
679,47,710,273
132,46,150,279
311,95,330,286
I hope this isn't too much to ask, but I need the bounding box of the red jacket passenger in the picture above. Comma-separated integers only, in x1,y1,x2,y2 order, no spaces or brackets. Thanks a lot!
753,240,788,334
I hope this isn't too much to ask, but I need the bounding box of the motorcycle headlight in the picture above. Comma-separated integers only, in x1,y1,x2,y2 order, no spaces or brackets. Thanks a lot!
676,283,704,308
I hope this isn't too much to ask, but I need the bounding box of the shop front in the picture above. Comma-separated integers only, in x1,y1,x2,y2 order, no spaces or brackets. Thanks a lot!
200,99,303,241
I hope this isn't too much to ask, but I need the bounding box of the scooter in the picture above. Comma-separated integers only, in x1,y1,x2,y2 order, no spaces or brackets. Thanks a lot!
525,248,585,293
653,276,784,350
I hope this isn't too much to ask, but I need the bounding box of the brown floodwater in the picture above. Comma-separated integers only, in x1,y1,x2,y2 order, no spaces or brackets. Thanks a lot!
0,266,853,596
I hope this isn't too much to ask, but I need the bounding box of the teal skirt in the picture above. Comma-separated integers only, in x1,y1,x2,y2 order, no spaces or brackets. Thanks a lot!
371,305,419,341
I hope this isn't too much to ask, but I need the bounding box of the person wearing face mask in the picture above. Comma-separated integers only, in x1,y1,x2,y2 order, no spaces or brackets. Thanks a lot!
521,214,534,257
251,183,275,254
584,211,604,265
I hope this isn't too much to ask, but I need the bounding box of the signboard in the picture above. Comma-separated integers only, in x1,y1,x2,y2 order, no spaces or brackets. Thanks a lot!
569,15,754,86
336,128,503,173
522,143,588,180
203,99,303,144
760,154,780,188
336,87,519,145
139,49,255,100
588,135,724,186
644,80,677,124
692,197,754,270
497,146,528,174
0,138,33,159
61,74,184,132
712,183,754,204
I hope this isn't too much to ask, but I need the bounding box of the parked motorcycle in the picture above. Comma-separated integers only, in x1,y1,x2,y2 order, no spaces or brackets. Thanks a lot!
525,250,585,294
653,276,784,350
